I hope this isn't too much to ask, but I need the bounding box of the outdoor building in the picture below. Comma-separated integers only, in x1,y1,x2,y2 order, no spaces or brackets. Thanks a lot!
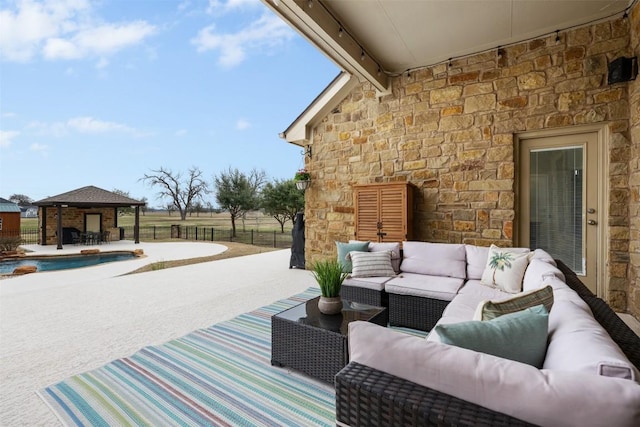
0,197,21,238
20,205,38,218
266,0,640,320
34,185,146,249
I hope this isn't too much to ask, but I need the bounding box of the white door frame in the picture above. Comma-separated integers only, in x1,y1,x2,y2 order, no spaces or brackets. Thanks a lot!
515,124,609,298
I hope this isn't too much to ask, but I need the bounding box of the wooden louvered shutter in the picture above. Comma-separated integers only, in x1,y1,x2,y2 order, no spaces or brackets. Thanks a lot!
354,188,380,242
354,183,414,243
379,187,405,242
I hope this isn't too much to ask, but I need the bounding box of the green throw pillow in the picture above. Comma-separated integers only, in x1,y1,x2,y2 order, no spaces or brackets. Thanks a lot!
336,241,369,273
474,285,554,321
435,305,549,368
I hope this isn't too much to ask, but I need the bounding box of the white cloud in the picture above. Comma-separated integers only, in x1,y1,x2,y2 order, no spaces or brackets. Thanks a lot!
67,116,135,134
43,21,156,61
207,0,259,14
2,112,17,118
191,13,294,67
95,57,109,69
0,130,20,147
0,0,157,63
236,119,251,130
175,129,188,137
26,116,143,137
29,142,49,153
178,1,191,12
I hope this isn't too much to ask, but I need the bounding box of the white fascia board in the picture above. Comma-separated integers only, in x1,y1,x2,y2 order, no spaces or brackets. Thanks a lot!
262,0,388,92
281,72,359,146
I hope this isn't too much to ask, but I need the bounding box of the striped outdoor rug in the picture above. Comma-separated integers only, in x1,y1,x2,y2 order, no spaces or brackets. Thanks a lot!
39,287,336,427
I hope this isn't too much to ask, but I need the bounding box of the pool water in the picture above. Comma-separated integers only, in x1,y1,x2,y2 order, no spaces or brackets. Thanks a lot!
0,252,136,274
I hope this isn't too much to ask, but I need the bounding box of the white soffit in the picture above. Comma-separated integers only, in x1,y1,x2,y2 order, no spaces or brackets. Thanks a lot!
266,0,630,81
281,72,359,146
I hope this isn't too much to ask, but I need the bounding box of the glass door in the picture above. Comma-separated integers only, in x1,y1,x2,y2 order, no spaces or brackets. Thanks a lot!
519,132,598,293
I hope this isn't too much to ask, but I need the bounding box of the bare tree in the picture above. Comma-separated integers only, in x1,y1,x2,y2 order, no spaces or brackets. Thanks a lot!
214,167,267,237
140,167,209,220
9,194,33,205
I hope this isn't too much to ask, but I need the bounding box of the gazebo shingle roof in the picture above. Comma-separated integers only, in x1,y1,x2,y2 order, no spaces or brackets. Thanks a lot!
34,186,145,207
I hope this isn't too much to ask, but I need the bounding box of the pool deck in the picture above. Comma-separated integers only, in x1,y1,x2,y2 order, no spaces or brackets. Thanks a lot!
0,241,316,426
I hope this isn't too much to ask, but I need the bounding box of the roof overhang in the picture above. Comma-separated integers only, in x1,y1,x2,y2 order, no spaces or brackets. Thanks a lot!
280,71,359,146
265,1,631,82
263,0,389,92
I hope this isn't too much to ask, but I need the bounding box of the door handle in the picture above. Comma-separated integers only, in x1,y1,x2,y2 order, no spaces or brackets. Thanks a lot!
588,220,597,225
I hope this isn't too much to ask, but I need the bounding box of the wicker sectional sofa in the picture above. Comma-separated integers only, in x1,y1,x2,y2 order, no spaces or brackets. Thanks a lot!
336,242,640,426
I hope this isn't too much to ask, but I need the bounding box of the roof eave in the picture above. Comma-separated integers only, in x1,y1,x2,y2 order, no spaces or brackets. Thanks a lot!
262,0,388,92
280,71,359,146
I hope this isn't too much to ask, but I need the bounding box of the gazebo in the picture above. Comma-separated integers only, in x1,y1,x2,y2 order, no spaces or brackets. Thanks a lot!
34,186,146,249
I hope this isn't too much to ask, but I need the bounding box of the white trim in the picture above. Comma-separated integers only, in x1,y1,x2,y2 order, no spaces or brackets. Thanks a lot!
281,72,359,146
515,124,609,298
261,0,388,91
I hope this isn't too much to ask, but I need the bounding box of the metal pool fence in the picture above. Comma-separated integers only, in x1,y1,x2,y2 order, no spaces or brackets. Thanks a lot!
18,225,293,249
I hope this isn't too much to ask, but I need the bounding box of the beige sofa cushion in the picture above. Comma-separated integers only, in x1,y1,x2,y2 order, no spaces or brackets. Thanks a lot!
465,244,490,280
342,276,391,291
349,321,640,427
545,299,639,381
385,273,464,301
401,242,467,279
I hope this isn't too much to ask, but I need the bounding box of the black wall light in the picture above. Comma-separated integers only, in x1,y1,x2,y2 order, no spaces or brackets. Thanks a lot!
608,56,638,84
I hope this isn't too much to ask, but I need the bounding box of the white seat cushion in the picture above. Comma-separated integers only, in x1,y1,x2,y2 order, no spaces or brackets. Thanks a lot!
458,280,512,300
342,276,392,291
385,273,464,301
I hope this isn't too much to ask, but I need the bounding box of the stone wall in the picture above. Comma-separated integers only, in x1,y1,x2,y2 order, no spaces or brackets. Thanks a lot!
628,6,640,319
39,207,117,245
304,17,636,311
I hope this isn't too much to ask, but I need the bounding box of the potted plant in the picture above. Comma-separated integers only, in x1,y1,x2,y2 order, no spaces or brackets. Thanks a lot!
294,168,311,190
311,258,348,315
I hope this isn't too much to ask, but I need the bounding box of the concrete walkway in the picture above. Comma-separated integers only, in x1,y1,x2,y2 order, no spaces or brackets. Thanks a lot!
0,242,316,426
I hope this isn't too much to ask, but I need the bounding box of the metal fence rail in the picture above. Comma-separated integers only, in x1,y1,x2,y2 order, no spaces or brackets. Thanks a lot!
19,225,293,249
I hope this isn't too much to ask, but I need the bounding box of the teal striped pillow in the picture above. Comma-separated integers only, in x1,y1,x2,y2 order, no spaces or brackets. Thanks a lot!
348,251,396,278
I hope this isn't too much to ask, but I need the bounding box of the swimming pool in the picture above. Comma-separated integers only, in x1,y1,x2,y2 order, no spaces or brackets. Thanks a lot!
0,252,136,274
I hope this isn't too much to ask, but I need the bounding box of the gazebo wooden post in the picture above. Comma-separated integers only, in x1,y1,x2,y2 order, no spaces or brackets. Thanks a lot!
56,205,63,250
41,207,47,245
134,205,140,244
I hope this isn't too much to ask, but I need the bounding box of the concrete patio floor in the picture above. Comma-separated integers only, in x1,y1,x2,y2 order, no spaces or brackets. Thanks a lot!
0,242,317,426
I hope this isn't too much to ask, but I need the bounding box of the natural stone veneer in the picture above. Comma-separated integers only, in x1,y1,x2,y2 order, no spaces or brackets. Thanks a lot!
304,16,640,314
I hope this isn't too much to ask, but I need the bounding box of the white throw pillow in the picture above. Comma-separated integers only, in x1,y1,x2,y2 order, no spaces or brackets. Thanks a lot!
480,245,530,293
348,251,396,278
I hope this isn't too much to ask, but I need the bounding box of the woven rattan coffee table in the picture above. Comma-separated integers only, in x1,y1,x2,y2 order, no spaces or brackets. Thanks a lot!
271,296,387,384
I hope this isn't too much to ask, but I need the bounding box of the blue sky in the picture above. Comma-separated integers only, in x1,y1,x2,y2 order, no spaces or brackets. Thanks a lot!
0,0,338,207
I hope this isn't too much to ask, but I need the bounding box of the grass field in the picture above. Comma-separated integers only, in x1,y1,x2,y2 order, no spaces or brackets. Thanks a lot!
20,210,293,233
